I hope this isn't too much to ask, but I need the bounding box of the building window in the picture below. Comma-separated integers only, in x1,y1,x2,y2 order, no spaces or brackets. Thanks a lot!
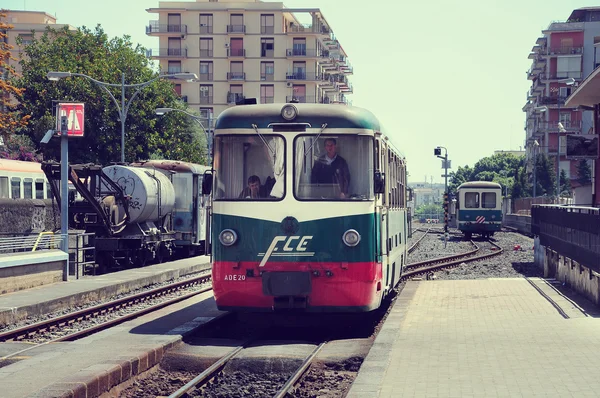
174,84,182,96
559,136,567,155
17,34,33,45
261,14,274,34
228,14,245,33
261,85,274,104
291,61,306,79
200,61,213,81
228,84,244,104
199,107,213,119
200,38,213,57
228,61,244,80
168,38,182,56
261,38,274,57
167,14,182,32
261,62,274,81
200,85,213,104
291,84,306,102
559,87,572,98
168,61,182,74
292,38,306,56
229,38,244,57
199,14,213,34
557,56,581,79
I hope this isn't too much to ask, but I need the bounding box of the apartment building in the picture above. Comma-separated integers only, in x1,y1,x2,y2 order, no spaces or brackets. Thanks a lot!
146,0,353,120
1,10,75,76
524,7,600,189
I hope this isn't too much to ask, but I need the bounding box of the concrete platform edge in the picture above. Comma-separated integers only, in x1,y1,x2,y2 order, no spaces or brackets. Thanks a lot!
345,281,420,398
0,263,210,327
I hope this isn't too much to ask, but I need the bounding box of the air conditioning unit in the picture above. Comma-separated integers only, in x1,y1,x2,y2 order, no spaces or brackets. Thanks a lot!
287,49,293,56
286,82,293,88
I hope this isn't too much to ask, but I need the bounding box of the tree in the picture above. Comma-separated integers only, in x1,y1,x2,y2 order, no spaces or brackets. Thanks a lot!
414,203,443,220
576,159,592,186
533,153,556,196
559,169,571,196
449,153,523,194
13,25,206,165
0,133,42,161
0,11,30,143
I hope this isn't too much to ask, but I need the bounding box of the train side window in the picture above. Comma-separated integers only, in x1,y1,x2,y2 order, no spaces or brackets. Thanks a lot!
11,177,21,199
23,178,33,199
482,192,496,208
0,177,8,198
35,179,45,199
465,192,479,208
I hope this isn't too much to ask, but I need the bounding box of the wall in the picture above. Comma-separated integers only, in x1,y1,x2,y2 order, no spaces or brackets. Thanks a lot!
0,199,59,235
0,250,67,295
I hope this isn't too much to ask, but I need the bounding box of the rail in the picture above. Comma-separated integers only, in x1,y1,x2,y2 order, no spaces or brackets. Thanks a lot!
0,232,63,254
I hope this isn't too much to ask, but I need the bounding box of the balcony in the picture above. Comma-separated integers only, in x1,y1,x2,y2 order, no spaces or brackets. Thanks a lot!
227,25,246,34
321,96,348,105
547,46,583,56
538,120,582,132
227,48,246,57
227,92,245,104
227,72,246,81
146,48,187,58
260,73,275,81
146,22,187,36
199,96,213,105
286,96,318,103
286,48,319,58
286,72,321,81
541,72,582,80
199,73,213,81
199,50,213,58
287,24,330,35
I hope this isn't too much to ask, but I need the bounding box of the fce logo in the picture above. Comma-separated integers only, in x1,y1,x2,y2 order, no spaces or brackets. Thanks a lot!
258,235,314,267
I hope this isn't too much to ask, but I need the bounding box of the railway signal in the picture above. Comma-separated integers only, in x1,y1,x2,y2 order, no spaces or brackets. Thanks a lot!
434,146,450,248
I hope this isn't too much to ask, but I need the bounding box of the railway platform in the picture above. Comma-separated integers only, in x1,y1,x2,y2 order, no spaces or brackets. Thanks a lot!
347,278,600,397
0,255,210,327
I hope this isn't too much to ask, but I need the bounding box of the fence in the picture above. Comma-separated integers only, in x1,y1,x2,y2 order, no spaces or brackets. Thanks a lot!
531,205,600,272
512,197,572,215
0,232,64,254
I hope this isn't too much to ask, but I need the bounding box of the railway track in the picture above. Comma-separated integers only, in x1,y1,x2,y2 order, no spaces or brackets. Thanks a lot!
408,227,430,254
0,273,212,360
166,341,327,398
402,239,503,280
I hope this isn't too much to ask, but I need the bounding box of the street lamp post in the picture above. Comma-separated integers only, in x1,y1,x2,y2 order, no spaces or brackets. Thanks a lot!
47,71,198,163
155,107,213,164
532,105,547,198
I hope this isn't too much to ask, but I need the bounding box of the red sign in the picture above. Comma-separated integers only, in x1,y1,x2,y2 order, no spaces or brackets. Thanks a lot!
56,103,85,137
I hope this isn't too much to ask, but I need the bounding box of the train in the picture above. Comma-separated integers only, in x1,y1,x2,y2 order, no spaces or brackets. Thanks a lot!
205,103,409,312
41,159,211,271
455,181,502,239
1,158,56,199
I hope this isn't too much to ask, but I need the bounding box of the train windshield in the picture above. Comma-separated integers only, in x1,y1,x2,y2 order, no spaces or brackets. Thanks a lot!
294,135,374,200
213,135,285,200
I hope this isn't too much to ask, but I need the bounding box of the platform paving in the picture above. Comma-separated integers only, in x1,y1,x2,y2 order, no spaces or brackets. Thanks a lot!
0,255,210,327
347,278,600,398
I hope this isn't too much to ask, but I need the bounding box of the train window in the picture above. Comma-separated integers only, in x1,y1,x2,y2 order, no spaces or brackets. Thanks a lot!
294,135,374,200
465,192,479,208
23,178,33,199
482,192,497,208
213,135,285,200
35,179,45,199
0,177,8,198
11,177,21,199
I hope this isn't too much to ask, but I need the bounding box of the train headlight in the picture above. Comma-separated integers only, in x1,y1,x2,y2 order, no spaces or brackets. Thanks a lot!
343,229,361,247
219,229,238,246
281,104,298,121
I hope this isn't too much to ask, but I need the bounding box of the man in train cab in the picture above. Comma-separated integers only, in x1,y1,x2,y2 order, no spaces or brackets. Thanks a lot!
311,138,351,198
239,175,266,199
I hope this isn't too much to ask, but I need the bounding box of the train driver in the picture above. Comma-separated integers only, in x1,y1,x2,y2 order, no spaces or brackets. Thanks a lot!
310,138,351,198
238,175,267,199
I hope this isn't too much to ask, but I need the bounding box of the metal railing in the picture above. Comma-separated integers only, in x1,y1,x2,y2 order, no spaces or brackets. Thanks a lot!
199,50,213,58
286,96,318,103
285,72,321,81
71,232,96,278
548,46,583,55
199,73,213,81
227,25,246,33
0,232,63,255
227,92,245,104
200,96,213,105
261,26,274,34
146,48,188,58
227,72,246,80
146,23,187,34
286,48,319,57
227,48,246,57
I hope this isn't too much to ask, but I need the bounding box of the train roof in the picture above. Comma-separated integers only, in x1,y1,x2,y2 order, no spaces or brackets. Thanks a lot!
0,159,43,173
457,181,502,189
215,103,382,130
131,160,210,174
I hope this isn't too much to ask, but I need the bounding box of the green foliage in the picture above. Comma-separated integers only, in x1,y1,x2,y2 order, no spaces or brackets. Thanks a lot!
533,153,557,196
449,153,523,196
13,25,206,165
510,157,530,199
559,169,571,196
414,203,443,218
576,159,592,186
